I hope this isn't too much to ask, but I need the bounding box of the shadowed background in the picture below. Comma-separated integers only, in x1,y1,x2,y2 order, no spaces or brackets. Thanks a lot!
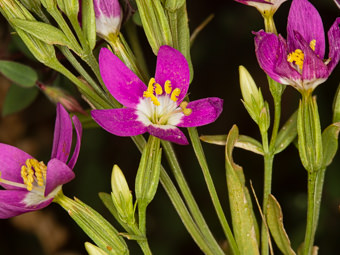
0,0,339,254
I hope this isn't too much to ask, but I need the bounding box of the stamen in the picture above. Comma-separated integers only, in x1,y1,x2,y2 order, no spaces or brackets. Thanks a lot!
147,78,156,94
309,39,316,51
287,49,304,70
20,158,47,191
171,88,181,102
155,83,163,95
164,80,172,94
180,101,192,116
0,172,27,190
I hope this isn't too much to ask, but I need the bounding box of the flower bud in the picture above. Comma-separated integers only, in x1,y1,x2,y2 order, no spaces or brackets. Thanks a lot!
93,0,122,39
239,65,267,127
111,165,135,224
37,82,87,115
85,242,108,255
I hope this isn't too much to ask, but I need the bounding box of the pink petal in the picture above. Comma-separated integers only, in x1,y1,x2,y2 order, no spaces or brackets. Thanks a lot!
44,159,75,196
287,0,325,58
51,103,72,163
155,46,190,103
67,115,83,170
0,143,32,189
91,108,147,136
99,48,146,108
327,18,340,73
148,125,188,145
0,190,52,219
177,98,223,127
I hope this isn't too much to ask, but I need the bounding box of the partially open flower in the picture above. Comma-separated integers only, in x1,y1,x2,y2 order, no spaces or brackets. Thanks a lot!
93,0,122,39
234,0,287,16
91,46,223,145
254,0,340,92
0,104,82,218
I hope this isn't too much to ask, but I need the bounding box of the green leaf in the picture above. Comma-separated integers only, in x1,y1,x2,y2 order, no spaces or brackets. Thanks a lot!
10,19,71,46
267,195,296,255
332,82,340,123
225,125,260,255
0,60,37,87
2,85,38,116
274,111,298,154
321,122,340,168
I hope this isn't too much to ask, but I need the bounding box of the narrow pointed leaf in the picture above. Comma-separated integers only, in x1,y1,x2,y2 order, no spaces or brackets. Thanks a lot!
274,111,298,154
267,195,296,255
225,125,260,255
82,0,96,50
321,122,340,168
0,60,37,87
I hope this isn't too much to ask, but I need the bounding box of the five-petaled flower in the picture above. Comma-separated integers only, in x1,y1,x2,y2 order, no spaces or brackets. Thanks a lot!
91,46,223,145
0,104,82,219
254,0,340,92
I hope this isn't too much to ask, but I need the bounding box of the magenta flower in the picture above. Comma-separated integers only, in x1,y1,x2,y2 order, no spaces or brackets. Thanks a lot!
91,46,223,145
234,0,287,14
254,0,340,92
0,104,82,219
93,0,122,39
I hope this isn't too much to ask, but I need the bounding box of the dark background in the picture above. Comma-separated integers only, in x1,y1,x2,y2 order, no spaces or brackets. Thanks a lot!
0,0,339,254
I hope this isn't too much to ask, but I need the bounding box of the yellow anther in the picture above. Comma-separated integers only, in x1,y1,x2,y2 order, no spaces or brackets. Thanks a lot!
147,78,156,93
155,83,163,95
20,158,47,191
149,94,160,106
287,49,304,70
310,39,316,51
164,80,172,94
170,88,181,102
180,101,192,116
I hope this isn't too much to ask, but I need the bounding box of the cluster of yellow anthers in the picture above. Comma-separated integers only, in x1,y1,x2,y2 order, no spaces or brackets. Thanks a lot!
21,158,47,191
143,78,181,106
287,39,316,70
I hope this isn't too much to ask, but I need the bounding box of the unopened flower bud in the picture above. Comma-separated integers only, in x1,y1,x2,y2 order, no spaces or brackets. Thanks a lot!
37,82,87,115
111,165,134,224
85,242,108,255
93,0,122,40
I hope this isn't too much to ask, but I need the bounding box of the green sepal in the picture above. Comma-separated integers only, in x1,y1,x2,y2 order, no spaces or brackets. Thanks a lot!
297,95,323,172
54,192,129,255
267,195,296,255
57,0,79,18
274,111,298,154
200,134,264,155
321,122,340,168
225,125,260,255
259,101,270,133
0,60,37,87
135,135,162,204
10,19,81,54
2,85,38,116
81,0,97,50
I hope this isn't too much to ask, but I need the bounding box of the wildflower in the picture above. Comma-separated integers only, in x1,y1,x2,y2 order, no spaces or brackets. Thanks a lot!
0,104,82,218
93,0,122,39
254,0,340,92
91,46,223,145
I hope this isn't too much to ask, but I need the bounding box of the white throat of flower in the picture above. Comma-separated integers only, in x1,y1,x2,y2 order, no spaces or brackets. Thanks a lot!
137,78,192,127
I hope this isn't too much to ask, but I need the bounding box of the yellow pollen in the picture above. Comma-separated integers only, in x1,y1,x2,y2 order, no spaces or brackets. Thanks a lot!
164,80,172,94
287,49,304,70
180,101,192,116
21,158,47,191
155,83,163,95
171,88,181,102
310,39,316,51
147,78,156,94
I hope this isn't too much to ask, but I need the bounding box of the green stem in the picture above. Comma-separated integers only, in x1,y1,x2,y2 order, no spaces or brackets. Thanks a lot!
312,168,325,235
129,223,152,255
269,96,282,151
131,136,217,255
187,127,240,255
161,139,227,255
260,128,272,255
303,171,317,255
138,202,147,236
